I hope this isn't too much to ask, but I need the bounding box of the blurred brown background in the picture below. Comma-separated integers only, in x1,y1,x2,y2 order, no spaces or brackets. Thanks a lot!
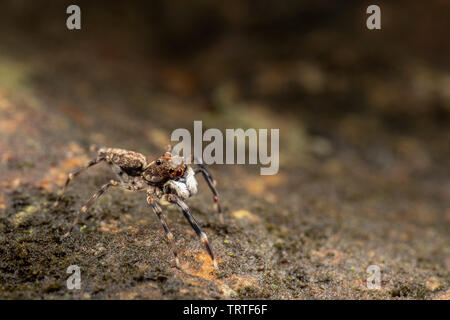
0,1,448,299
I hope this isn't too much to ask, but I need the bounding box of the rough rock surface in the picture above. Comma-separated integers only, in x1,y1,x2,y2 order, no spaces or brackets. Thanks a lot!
0,1,448,299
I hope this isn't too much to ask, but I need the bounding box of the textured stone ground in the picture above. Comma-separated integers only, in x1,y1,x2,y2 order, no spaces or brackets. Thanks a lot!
0,1,449,299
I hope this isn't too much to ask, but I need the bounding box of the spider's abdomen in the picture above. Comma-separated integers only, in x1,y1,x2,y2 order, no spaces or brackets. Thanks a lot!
99,148,147,176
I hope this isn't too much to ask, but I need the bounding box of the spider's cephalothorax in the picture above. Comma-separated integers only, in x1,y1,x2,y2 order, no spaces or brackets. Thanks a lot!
54,147,223,268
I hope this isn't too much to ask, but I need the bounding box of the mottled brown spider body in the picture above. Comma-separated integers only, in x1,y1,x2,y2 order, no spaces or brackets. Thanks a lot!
143,152,185,184
54,146,223,268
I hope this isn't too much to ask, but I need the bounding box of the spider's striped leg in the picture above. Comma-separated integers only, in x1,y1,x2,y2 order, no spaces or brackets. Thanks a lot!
147,193,180,268
194,165,223,224
54,156,104,207
167,194,217,269
61,180,119,240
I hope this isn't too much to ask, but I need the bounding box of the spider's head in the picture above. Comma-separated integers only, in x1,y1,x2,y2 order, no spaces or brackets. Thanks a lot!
143,152,185,184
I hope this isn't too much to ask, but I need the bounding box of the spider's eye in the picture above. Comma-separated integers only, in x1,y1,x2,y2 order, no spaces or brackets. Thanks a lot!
156,160,161,165
169,168,174,174
176,170,183,176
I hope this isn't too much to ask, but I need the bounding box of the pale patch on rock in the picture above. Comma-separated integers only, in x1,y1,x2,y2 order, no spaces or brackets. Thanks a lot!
11,205,37,227
426,277,441,291
98,219,121,234
232,209,260,223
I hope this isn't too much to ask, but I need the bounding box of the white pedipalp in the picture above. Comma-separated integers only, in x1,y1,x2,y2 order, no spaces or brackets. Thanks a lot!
184,166,198,196
165,180,190,199
163,166,198,200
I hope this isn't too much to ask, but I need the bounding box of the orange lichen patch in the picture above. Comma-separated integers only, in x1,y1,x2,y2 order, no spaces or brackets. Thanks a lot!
182,252,217,281
231,209,261,223
98,219,121,234
38,155,90,191
180,252,261,298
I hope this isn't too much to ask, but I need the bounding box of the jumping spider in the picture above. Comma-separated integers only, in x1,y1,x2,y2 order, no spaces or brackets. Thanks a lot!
54,146,223,268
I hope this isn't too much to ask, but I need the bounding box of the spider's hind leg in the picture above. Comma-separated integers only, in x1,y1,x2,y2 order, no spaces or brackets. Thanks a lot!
194,165,223,224
54,155,105,207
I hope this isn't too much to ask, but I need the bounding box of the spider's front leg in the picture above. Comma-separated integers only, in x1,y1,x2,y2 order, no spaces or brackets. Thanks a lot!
61,179,119,240
194,164,223,224
166,193,217,269
54,155,105,207
147,190,180,268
